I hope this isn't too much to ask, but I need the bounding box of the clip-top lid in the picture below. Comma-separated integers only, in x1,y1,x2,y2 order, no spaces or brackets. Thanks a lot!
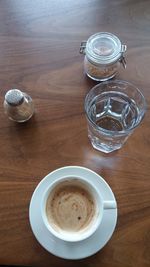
5,89,24,106
86,32,125,64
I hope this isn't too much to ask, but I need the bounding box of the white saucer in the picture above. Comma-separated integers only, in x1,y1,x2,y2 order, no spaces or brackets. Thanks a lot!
29,166,117,260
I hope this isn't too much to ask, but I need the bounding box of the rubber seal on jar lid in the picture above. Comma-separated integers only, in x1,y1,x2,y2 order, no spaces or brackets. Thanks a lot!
5,89,24,106
86,32,124,64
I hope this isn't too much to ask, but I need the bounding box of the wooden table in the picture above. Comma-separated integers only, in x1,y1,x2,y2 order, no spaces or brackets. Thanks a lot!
0,0,149,266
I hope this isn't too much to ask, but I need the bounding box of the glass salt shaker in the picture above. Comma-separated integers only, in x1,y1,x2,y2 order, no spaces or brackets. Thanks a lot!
4,89,34,122
80,32,127,81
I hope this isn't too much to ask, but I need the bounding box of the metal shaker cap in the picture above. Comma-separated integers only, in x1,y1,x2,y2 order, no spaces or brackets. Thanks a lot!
5,89,24,106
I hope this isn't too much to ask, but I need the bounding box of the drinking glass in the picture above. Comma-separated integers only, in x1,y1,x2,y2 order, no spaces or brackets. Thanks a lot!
84,80,146,153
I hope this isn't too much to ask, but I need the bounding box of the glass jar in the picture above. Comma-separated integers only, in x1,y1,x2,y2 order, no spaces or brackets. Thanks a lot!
4,89,34,122
80,32,127,81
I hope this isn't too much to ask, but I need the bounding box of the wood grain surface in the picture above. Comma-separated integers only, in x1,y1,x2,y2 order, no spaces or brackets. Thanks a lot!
0,0,150,266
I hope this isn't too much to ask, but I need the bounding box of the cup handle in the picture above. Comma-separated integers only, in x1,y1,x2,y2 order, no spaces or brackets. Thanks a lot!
103,200,117,209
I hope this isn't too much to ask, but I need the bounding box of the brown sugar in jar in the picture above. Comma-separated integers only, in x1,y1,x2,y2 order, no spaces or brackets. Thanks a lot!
80,32,127,81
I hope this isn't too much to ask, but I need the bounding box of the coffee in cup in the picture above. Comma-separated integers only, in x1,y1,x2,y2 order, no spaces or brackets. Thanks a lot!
46,179,96,233
41,176,102,242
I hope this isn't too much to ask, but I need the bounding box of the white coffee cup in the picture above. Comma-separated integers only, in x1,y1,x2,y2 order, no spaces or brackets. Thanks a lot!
41,166,116,242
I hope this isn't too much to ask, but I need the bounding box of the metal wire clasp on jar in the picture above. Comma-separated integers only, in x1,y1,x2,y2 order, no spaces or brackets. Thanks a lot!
80,32,127,81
